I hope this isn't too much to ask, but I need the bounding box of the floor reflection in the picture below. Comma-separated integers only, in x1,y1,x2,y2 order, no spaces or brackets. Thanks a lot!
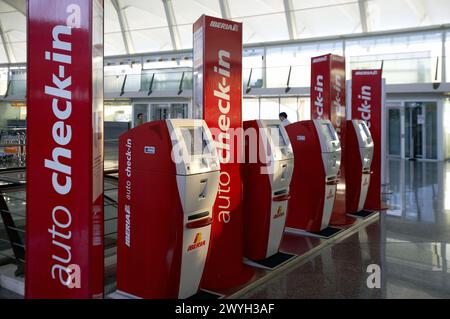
243,159,450,298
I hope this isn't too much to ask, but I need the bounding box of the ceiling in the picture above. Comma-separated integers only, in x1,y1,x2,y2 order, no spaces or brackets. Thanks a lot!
0,0,449,64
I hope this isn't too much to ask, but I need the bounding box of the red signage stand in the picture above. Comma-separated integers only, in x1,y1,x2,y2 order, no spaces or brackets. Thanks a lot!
26,0,104,298
351,70,387,211
310,54,354,226
193,15,253,289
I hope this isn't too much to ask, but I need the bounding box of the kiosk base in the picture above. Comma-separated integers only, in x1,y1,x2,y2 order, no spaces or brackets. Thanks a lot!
348,210,377,218
244,252,295,270
285,226,344,239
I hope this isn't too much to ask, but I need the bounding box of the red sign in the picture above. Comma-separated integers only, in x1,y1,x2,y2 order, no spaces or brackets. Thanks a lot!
193,15,252,289
26,0,104,298
351,69,384,210
310,54,351,225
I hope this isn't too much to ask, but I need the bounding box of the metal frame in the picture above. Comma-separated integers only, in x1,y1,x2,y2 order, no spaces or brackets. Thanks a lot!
111,0,135,55
162,0,181,51
386,98,442,161
219,0,231,20
283,0,298,40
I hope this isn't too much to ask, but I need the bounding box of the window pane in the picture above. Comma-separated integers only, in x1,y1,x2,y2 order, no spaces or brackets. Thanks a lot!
260,98,279,120
243,98,260,121
425,102,438,159
293,2,361,38
298,98,311,121
266,41,343,88
347,32,442,84
280,98,298,122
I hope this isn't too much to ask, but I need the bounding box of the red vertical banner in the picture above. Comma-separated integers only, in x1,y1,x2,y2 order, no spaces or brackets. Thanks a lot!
311,54,351,225
351,70,384,210
310,55,331,120
193,15,252,289
26,0,104,298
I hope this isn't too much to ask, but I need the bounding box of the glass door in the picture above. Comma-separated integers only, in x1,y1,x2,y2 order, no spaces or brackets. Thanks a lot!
424,102,438,159
388,108,402,157
404,102,438,160
170,103,188,119
151,103,170,120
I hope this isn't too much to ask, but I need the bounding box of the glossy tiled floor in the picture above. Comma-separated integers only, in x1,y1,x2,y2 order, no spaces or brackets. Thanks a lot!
2,159,450,299
242,159,450,299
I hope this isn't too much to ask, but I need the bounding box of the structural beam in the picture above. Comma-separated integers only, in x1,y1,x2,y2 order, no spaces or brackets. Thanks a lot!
0,23,15,63
3,0,26,15
162,0,181,51
219,0,231,20
283,0,298,40
111,0,135,55
358,0,369,33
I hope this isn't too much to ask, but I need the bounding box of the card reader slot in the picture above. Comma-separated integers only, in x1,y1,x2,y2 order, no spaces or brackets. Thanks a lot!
188,211,210,221
186,217,213,229
326,178,339,185
274,189,287,196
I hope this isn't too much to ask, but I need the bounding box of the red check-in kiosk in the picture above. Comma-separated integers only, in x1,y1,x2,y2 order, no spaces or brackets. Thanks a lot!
242,120,294,261
285,120,341,232
116,119,220,299
345,120,374,214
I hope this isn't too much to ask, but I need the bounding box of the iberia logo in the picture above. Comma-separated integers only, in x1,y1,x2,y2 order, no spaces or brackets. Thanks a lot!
274,206,285,219
187,233,206,251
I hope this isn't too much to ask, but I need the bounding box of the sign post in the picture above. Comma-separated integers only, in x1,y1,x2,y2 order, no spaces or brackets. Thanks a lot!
26,0,104,298
350,69,386,211
193,15,253,289
310,54,354,225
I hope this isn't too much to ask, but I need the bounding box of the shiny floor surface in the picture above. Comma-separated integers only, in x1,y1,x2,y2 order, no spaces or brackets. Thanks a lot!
242,159,450,298
1,159,449,299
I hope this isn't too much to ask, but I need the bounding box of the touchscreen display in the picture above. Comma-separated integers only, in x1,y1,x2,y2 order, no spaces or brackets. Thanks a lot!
179,127,209,156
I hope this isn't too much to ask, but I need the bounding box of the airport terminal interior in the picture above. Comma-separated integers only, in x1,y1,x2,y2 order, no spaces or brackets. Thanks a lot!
1,0,450,299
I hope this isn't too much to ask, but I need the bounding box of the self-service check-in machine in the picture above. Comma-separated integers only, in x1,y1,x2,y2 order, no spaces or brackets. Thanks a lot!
116,119,220,299
242,120,294,261
345,120,374,214
285,120,341,233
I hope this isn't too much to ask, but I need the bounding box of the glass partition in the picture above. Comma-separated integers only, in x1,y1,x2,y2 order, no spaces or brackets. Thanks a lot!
243,98,260,121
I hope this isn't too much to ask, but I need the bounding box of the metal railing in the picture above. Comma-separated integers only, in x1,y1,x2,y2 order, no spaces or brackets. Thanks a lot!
0,167,120,277
0,54,446,98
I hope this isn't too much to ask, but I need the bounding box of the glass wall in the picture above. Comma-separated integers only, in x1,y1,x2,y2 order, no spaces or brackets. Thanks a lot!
0,102,26,128
2,29,450,98
444,98,450,159
243,96,310,122
347,32,443,83
243,98,260,121
243,48,264,89
0,68,8,96
266,41,343,88
104,102,132,122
